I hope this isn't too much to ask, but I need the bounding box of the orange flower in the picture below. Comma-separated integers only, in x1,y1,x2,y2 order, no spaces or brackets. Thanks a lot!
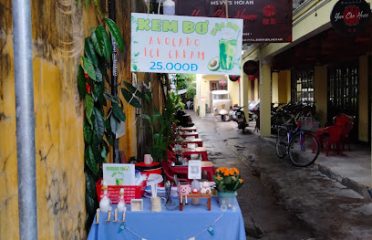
214,167,244,191
228,168,235,176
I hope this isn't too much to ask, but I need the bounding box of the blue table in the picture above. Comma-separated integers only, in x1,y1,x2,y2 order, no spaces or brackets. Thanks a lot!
88,197,246,240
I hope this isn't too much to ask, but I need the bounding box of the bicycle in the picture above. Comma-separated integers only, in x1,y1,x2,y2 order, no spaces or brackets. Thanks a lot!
275,120,320,167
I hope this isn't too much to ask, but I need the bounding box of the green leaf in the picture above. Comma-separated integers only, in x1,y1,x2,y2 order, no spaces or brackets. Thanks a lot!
152,112,162,122
94,67,102,82
77,66,86,99
104,18,125,52
83,121,93,144
141,114,152,124
84,95,94,126
93,108,105,140
91,31,103,57
121,88,142,108
101,146,107,159
85,171,97,231
85,38,98,67
110,115,118,135
93,81,104,103
123,81,144,99
95,25,112,61
112,102,126,121
103,92,114,101
121,87,132,103
91,143,103,164
85,172,97,197
86,146,99,175
123,81,137,94
82,57,97,81
144,92,152,104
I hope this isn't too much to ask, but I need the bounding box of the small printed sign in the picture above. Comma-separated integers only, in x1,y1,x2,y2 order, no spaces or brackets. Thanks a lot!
103,163,135,186
131,13,243,75
188,160,202,179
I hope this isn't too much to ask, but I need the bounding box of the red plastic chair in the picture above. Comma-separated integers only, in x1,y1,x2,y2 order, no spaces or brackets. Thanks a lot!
161,160,189,184
315,113,354,155
334,114,354,151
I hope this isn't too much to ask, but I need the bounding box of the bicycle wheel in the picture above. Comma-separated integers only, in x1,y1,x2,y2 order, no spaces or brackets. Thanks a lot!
275,126,288,158
288,131,320,167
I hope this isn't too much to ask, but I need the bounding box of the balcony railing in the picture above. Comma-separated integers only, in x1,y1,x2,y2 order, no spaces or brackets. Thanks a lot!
293,0,307,10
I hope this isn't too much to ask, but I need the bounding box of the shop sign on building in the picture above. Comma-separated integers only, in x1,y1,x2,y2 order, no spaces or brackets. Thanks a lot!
175,0,292,43
131,13,243,75
330,0,371,34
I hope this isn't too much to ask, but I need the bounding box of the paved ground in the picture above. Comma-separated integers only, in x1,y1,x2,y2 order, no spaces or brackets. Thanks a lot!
189,111,372,240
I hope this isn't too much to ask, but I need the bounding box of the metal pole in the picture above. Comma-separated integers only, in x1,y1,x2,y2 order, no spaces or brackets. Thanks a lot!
108,0,120,163
11,0,38,239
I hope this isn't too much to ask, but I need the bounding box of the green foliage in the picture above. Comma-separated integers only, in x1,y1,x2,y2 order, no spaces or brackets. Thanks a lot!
139,90,179,162
77,18,143,232
169,92,185,111
175,74,196,100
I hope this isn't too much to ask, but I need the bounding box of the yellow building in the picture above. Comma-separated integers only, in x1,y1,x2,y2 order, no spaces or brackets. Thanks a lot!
195,74,240,116
0,1,147,239
241,0,372,142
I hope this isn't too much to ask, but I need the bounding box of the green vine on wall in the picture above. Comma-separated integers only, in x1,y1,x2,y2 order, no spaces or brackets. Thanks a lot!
77,17,142,230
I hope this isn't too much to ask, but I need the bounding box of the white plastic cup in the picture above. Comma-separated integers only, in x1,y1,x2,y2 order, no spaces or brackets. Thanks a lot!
144,154,153,165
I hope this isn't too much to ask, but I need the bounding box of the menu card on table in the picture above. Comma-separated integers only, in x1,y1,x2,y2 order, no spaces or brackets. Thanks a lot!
188,160,202,179
103,163,135,185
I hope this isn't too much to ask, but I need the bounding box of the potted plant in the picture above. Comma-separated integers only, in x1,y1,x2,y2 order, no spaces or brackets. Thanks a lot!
213,167,244,210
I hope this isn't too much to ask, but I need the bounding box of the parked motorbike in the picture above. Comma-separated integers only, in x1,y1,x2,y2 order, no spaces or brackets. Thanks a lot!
214,107,229,121
228,104,240,122
235,106,248,133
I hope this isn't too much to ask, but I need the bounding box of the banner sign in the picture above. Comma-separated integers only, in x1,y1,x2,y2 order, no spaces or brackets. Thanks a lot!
175,0,292,43
131,13,243,75
330,0,371,34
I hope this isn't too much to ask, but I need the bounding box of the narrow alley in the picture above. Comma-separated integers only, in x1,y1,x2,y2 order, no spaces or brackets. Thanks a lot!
190,111,372,240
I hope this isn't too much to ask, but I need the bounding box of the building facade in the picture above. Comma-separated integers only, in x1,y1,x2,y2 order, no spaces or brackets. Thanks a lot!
241,0,372,143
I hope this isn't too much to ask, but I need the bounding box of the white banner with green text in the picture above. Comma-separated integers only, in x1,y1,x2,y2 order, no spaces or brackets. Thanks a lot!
131,13,243,75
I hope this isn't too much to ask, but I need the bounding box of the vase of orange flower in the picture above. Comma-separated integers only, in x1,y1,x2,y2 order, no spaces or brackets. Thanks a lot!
213,167,244,211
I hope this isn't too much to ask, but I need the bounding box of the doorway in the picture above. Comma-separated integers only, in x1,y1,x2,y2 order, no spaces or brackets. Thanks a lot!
327,61,359,141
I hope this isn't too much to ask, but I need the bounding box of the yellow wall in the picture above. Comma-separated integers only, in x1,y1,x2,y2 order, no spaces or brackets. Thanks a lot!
278,70,290,104
0,1,135,239
228,79,240,106
254,78,259,100
195,74,231,114
272,72,279,104
259,62,272,136
239,72,249,120
116,0,138,159
0,35,19,239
